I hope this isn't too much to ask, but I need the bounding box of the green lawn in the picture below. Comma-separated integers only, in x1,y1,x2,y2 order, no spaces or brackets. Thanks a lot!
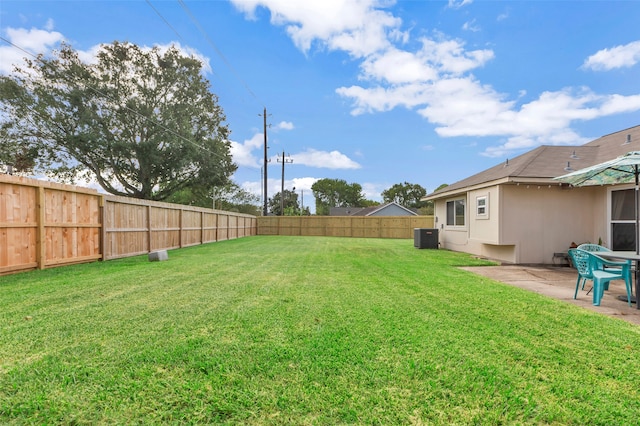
2,236,640,425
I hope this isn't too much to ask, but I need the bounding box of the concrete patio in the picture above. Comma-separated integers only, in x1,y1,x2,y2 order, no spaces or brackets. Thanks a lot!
461,265,640,326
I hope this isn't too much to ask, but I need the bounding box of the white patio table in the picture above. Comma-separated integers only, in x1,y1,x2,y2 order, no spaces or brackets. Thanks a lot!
597,251,640,309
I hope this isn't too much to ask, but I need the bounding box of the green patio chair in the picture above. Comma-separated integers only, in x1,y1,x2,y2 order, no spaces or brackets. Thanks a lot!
581,249,632,307
577,243,611,253
568,248,593,297
576,243,620,287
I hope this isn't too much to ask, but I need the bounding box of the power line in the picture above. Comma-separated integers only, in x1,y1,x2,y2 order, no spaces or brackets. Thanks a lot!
145,0,189,46
144,0,221,85
176,0,261,104
146,0,269,196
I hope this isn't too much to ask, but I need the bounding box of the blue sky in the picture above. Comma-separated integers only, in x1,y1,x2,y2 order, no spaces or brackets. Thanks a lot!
2,1,640,212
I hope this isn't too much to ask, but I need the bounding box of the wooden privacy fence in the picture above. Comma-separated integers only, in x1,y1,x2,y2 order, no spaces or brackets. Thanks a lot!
0,175,257,275
1,174,433,275
103,195,256,260
258,215,435,238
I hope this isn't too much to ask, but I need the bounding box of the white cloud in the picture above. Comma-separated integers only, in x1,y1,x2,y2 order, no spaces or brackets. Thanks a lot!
336,83,429,115
230,133,264,168
230,0,400,58
427,85,640,154
0,26,64,74
4,26,63,52
291,148,361,169
462,19,480,32
232,0,640,160
239,177,285,202
75,44,102,65
335,34,495,86
361,182,384,201
449,0,473,9
598,93,640,115
476,90,640,157
420,37,494,75
290,176,319,192
448,0,473,9
333,25,640,159
238,179,263,199
361,48,439,84
418,77,516,136
0,25,213,76
44,18,55,31
482,129,589,158
239,175,320,213
583,40,640,71
231,130,362,172
274,121,294,130
340,71,640,158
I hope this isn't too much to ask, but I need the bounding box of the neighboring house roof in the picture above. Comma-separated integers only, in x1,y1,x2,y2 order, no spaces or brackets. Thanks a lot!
352,202,418,216
349,206,379,216
425,125,640,200
330,202,418,216
329,207,365,216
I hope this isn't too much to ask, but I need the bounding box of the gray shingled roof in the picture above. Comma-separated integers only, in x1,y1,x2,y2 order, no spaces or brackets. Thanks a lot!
426,125,640,199
349,202,418,216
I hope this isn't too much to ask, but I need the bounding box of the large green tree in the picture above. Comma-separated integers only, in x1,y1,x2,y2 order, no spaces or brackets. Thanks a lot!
0,41,236,200
268,189,305,216
311,178,366,215
381,181,427,209
0,125,37,174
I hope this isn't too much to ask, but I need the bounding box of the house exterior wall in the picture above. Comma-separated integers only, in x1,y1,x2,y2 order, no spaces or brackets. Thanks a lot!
435,183,607,264
499,184,601,264
469,187,500,243
434,193,470,254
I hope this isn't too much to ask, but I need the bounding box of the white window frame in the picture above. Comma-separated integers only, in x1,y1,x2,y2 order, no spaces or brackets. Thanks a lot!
476,195,489,219
608,185,636,251
446,198,466,227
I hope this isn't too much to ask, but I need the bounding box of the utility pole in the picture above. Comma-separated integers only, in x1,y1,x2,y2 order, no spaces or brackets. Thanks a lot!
278,151,293,215
259,107,270,216
300,189,304,215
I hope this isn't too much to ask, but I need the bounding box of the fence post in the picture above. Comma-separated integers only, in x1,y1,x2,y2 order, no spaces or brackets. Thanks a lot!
146,205,152,253
179,208,183,248
215,212,219,242
36,185,45,270
200,211,204,244
99,195,106,261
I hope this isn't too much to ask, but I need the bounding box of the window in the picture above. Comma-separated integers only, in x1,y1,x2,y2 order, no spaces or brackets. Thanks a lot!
476,195,488,218
446,199,465,226
611,188,636,251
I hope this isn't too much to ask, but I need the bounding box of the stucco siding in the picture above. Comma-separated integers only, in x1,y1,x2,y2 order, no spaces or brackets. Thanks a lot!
435,184,609,264
564,184,613,248
468,187,500,244
499,185,602,263
434,196,468,253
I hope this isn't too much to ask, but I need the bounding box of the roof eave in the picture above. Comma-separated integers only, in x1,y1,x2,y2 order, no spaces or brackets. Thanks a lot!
422,176,562,201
